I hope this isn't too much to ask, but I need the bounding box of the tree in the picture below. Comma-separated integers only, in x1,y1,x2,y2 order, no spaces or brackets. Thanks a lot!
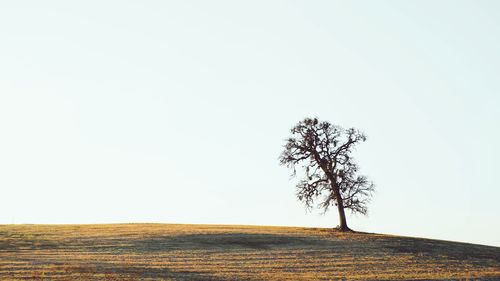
279,117,374,231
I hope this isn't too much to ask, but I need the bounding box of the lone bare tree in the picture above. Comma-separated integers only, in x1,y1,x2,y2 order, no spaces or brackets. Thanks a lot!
279,117,374,231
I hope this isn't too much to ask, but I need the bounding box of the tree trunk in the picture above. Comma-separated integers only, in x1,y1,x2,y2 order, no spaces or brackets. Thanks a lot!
333,185,351,231
315,156,351,232
336,198,350,231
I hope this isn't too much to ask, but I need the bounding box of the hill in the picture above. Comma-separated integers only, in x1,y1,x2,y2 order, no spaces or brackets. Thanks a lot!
0,224,499,280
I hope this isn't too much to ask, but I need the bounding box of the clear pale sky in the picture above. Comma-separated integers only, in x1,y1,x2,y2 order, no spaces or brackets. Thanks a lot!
1,1,499,247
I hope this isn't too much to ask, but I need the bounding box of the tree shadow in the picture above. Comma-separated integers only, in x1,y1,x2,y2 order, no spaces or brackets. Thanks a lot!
122,233,339,253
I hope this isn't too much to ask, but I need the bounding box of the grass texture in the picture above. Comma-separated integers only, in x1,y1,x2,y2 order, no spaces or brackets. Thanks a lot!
0,224,499,280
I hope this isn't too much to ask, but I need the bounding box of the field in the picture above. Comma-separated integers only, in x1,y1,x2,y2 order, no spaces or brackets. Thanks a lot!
0,224,499,280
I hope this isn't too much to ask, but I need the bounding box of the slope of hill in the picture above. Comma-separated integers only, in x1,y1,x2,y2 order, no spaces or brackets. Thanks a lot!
0,224,499,280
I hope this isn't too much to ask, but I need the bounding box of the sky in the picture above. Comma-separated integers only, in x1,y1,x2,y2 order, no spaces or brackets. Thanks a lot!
1,1,499,247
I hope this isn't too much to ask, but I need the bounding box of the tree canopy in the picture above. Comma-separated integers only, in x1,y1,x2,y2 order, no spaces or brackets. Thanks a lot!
279,117,374,231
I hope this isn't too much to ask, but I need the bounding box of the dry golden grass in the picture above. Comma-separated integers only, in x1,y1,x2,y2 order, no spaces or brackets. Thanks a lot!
0,223,499,280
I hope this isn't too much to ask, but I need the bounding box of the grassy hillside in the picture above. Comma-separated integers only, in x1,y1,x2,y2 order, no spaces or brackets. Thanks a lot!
0,224,499,280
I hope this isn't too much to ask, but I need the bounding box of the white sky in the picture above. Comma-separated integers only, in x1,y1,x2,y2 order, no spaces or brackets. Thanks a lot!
1,1,499,247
